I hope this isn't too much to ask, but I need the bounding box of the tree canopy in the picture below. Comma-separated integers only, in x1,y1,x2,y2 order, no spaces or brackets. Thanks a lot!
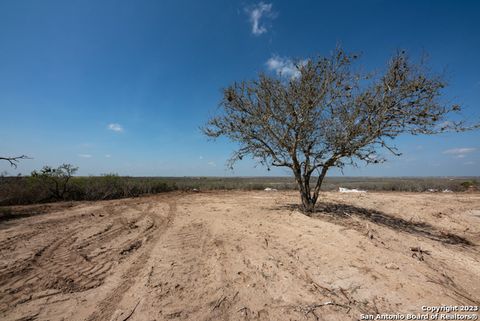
203,48,478,213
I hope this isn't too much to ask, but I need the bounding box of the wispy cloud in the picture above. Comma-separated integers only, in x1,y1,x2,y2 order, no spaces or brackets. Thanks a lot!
107,123,124,132
443,148,476,155
78,154,92,158
207,161,216,167
105,154,111,158
266,56,306,79
246,2,275,36
464,161,476,165
443,147,477,159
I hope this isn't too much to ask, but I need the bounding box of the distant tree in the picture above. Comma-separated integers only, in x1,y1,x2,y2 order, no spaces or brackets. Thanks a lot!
32,164,78,200
203,48,479,213
0,155,30,168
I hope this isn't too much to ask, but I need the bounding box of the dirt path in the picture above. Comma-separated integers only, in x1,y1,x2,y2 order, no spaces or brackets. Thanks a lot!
1,191,479,320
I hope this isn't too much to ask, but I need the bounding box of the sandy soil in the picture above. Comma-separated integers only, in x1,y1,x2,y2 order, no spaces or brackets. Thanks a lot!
0,191,479,321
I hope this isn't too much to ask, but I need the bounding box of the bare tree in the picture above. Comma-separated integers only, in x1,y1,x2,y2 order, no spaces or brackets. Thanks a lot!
0,155,30,168
203,48,478,213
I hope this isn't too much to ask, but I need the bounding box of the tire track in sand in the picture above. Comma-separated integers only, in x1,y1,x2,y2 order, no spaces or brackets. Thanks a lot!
86,197,178,321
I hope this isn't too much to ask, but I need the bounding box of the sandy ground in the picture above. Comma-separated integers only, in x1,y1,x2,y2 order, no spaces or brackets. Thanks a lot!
0,191,479,321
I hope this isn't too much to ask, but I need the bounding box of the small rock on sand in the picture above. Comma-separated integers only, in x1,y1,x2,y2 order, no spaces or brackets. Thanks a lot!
385,263,400,270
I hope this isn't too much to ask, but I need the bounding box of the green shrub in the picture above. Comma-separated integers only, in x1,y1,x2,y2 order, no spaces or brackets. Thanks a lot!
460,180,478,189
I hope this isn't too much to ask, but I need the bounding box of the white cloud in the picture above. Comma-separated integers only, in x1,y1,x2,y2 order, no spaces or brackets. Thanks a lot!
464,161,475,165
78,154,92,158
246,2,275,36
107,123,123,132
207,161,216,167
199,156,204,160
443,148,476,155
266,56,306,79
105,154,111,158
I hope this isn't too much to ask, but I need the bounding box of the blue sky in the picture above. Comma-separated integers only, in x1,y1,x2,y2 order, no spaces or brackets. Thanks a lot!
0,0,479,176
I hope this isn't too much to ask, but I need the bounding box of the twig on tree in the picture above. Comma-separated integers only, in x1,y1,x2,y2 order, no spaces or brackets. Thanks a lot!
0,155,31,169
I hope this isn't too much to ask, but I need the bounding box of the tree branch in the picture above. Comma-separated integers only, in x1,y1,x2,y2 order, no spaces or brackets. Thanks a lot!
0,155,31,169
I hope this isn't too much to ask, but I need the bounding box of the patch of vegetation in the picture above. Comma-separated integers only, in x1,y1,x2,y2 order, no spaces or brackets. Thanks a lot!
460,180,478,189
0,166,178,205
0,173,478,206
31,164,78,200
1,167,478,206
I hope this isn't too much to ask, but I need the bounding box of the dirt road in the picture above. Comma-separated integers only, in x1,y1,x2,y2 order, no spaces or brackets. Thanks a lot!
1,191,479,320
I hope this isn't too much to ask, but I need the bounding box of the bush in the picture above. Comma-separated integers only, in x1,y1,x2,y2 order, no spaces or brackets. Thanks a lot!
0,171,178,205
31,164,78,200
460,180,478,190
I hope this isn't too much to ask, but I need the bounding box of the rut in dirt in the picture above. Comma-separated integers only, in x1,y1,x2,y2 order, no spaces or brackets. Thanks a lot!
86,198,177,321
0,197,174,314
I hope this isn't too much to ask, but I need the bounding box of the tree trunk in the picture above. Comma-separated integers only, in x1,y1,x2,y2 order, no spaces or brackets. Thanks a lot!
311,166,329,206
293,165,331,215
300,191,316,214
294,170,316,214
